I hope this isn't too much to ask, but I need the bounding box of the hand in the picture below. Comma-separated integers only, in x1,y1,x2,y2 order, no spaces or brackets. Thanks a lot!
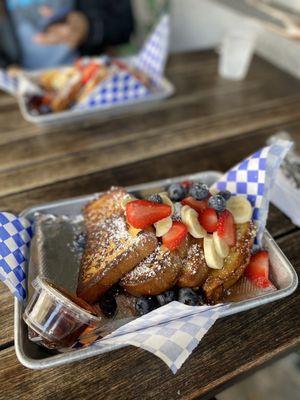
34,11,89,48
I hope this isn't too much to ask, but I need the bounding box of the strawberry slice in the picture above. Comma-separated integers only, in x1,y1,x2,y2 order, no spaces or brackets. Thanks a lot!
198,208,218,232
126,200,172,229
217,210,236,246
181,196,208,214
245,250,272,288
181,180,192,189
162,221,188,251
81,63,100,84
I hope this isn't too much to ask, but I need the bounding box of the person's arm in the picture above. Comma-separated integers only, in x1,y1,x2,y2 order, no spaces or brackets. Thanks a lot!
77,0,134,55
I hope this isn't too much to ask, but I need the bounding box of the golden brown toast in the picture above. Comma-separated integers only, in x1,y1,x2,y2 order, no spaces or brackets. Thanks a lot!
202,221,256,304
177,236,209,288
120,245,182,296
77,189,157,304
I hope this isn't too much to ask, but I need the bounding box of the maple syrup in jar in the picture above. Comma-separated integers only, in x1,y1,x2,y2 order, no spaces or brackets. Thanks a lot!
24,277,102,350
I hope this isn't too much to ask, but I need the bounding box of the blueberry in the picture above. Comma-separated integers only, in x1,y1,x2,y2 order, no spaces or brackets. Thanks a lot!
208,194,226,212
168,183,187,201
178,288,199,306
156,290,176,306
219,190,231,201
148,193,163,203
99,292,117,318
135,297,157,316
39,104,52,115
189,183,209,200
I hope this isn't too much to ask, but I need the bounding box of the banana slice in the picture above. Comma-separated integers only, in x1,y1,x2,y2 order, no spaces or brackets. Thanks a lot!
159,192,174,213
226,195,253,224
203,236,223,269
154,216,172,237
181,205,207,239
209,186,219,196
121,194,136,210
213,231,229,258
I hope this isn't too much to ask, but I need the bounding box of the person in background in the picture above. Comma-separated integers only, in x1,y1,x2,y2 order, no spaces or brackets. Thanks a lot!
0,0,134,70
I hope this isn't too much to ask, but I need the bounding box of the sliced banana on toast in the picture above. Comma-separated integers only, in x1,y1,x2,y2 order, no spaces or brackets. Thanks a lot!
226,196,252,224
181,205,207,239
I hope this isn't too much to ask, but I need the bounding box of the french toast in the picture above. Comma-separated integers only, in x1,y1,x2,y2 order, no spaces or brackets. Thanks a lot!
120,245,182,296
77,189,157,304
203,221,256,303
177,236,209,288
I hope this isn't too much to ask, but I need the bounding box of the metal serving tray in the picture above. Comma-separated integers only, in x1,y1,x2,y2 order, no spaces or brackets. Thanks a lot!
15,171,298,369
18,59,175,127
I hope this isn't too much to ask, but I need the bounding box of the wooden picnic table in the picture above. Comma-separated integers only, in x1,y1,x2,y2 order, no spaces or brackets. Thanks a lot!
0,50,299,400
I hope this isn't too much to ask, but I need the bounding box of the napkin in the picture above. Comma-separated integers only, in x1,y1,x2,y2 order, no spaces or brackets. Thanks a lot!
0,70,19,96
0,212,32,300
0,140,290,373
92,302,227,374
213,139,292,245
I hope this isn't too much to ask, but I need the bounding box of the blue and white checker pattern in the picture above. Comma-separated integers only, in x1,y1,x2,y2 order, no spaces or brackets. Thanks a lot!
134,14,170,79
76,70,152,110
0,213,32,300
0,69,19,96
213,140,292,244
89,302,226,374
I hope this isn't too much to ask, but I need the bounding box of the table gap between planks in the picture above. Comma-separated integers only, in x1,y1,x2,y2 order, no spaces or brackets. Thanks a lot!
0,50,299,400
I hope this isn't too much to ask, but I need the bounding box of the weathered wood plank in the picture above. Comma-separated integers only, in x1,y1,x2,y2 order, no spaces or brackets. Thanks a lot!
0,94,300,197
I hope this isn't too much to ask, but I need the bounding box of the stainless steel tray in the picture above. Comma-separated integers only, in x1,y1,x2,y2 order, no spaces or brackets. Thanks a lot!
15,171,298,369
18,60,175,127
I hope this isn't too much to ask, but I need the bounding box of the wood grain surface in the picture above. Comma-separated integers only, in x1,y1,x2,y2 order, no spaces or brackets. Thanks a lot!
0,51,299,400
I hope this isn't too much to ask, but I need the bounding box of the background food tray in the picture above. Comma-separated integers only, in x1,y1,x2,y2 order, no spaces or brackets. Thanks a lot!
15,171,298,369
18,60,175,128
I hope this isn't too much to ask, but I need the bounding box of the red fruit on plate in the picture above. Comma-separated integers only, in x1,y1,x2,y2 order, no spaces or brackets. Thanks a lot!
181,196,208,214
245,250,272,288
126,200,172,229
198,208,218,233
81,63,99,84
181,181,192,189
162,221,188,251
217,209,236,246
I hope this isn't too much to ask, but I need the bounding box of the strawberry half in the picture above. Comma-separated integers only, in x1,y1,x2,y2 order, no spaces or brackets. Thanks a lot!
245,250,272,288
81,63,100,84
126,200,172,229
198,208,218,233
217,209,236,246
162,221,188,251
181,180,193,189
181,196,208,214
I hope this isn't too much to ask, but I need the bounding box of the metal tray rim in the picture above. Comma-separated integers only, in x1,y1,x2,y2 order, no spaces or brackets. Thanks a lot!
15,171,299,369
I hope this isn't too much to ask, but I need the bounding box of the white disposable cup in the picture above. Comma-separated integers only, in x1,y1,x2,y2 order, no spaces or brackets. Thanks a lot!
219,23,261,80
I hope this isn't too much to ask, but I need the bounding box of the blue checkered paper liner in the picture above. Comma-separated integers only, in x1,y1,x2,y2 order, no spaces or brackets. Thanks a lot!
134,14,170,79
76,70,152,110
0,213,32,300
213,139,292,244
90,302,227,374
75,14,169,110
0,69,19,96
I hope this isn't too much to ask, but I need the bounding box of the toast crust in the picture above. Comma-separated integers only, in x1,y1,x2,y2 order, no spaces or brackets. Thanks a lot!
177,237,209,288
77,189,157,303
120,245,182,296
